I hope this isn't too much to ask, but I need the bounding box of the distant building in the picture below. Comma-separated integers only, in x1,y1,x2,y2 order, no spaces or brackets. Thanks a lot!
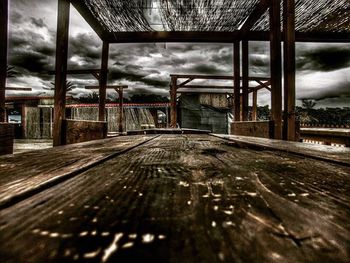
178,94,232,134
5,96,76,138
5,95,170,138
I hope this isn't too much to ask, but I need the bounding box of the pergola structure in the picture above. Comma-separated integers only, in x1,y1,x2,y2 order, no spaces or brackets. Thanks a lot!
169,74,272,126
1,0,349,146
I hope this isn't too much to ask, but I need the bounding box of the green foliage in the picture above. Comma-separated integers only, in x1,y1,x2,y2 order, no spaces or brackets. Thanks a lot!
296,107,350,126
129,94,169,103
77,92,100,103
301,99,316,110
6,66,17,78
46,81,76,92
257,105,270,120
251,104,350,126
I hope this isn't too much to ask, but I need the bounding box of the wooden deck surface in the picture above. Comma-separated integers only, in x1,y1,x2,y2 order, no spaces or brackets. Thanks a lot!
213,134,350,166
0,134,349,262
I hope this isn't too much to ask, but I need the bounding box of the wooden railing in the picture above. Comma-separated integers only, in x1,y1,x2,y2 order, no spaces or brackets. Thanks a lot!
300,127,350,147
300,123,350,129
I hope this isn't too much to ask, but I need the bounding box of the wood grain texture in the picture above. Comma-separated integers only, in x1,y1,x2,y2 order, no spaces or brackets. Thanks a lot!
0,123,14,155
63,119,108,145
213,134,350,166
0,0,8,122
231,121,274,139
0,135,156,208
0,134,349,262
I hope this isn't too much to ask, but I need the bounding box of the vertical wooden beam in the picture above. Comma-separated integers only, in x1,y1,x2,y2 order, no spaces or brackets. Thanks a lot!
283,0,296,141
269,0,283,139
0,0,8,122
53,0,70,146
240,95,243,121
242,40,249,121
21,104,26,138
233,42,241,121
118,88,124,133
99,42,109,121
252,90,258,121
170,77,177,128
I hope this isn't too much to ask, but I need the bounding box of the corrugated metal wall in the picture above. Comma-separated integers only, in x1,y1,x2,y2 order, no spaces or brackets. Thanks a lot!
179,94,231,134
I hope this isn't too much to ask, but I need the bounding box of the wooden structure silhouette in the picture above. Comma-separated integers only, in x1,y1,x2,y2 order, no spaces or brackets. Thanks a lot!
1,0,349,145
1,1,350,261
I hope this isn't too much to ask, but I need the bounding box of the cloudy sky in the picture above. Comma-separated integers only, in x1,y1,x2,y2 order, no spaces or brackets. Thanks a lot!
6,0,350,108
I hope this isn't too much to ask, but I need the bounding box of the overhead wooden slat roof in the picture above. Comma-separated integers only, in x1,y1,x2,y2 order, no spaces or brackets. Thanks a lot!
69,0,350,42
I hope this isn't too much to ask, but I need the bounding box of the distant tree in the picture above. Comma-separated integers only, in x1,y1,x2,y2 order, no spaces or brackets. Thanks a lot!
6,65,17,78
257,105,270,120
77,92,99,103
45,81,77,93
129,94,169,103
301,99,316,110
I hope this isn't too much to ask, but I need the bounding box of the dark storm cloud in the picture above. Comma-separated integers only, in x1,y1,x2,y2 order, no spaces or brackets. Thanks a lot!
297,46,350,72
9,29,55,74
190,64,223,74
209,47,232,65
10,11,23,24
109,65,168,87
299,80,350,101
30,17,46,28
69,33,101,61
10,51,48,73
6,1,350,108
166,43,197,52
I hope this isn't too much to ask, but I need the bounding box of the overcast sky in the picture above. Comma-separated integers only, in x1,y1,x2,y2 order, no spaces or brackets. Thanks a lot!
6,0,350,108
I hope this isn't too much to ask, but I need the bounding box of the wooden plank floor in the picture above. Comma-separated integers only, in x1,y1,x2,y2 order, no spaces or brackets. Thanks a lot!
0,134,349,262
213,134,350,166
0,135,156,208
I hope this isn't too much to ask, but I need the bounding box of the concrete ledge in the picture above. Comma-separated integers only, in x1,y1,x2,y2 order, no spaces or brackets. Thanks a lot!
63,119,108,145
231,121,274,138
0,123,14,155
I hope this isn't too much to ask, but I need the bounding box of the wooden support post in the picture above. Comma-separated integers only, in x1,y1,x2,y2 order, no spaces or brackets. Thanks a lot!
270,0,283,139
53,0,70,146
283,0,296,141
240,95,243,121
117,88,123,133
233,42,241,121
99,42,109,122
242,41,249,121
252,90,258,121
0,0,8,122
170,77,177,128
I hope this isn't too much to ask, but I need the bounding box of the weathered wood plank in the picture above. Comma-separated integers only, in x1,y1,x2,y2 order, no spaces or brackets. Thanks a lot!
63,119,108,144
283,0,296,141
213,134,350,166
242,41,249,121
0,123,14,155
0,0,8,122
233,42,240,121
231,121,274,139
0,135,157,208
53,0,70,146
170,77,177,128
0,135,349,262
99,42,109,122
269,0,283,139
